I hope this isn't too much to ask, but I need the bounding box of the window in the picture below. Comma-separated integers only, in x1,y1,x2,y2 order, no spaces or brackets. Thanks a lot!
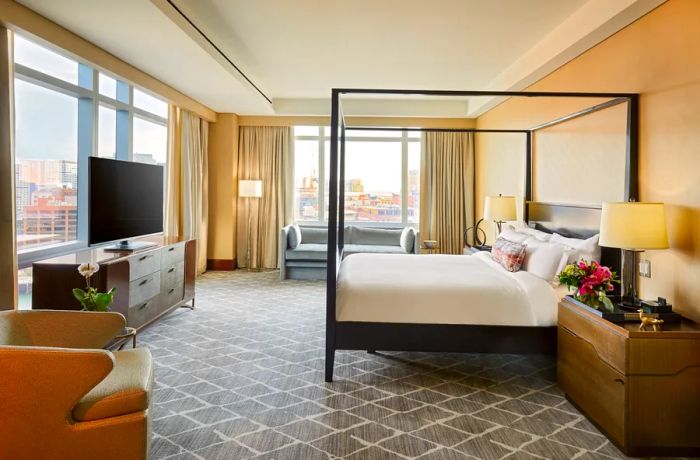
14,68,80,252
134,88,168,118
14,35,79,85
97,105,116,158
13,34,171,308
293,126,421,225
13,33,170,266
133,116,167,166
98,73,117,99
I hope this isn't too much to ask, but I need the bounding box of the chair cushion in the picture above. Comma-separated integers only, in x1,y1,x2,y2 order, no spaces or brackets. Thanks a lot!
300,227,328,244
286,243,328,261
73,347,153,422
344,244,406,255
350,227,402,246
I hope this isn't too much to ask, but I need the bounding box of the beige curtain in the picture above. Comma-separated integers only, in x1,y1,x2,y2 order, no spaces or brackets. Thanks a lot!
165,107,209,274
237,126,291,269
419,131,475,254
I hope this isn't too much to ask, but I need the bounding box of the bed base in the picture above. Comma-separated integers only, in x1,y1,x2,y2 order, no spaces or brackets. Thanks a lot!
325,322,556,382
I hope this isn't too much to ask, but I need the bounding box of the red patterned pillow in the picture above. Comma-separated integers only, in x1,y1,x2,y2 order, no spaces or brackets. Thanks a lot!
491,237,526,272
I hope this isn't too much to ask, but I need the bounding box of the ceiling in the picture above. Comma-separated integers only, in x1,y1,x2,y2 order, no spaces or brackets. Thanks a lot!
16,0,665,117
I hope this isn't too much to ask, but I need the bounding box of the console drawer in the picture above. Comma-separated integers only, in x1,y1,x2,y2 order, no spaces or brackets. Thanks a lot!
158,282,184,314
129,250,161,281
129,272,161,308
161,243,185,269
128,297,157,329
161,261,185,290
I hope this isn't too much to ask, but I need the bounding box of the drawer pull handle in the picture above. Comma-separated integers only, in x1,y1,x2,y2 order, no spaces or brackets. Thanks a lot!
614,378,624,385
139,255,148,261
138,301,149,310
168,288,175,294
139,279,149,286
168,267,175,273
168,247,175,252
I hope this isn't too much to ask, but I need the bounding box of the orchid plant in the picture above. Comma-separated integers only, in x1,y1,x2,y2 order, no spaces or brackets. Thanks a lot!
558,260,619,311
72,263,115,312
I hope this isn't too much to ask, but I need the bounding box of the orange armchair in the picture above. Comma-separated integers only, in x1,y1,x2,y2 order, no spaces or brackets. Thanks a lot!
0,310,153,460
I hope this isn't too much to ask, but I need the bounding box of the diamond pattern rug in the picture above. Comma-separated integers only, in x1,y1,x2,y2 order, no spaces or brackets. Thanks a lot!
140,270,636,460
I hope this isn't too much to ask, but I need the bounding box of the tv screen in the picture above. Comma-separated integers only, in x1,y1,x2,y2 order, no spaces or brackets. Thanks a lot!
89,157,164,246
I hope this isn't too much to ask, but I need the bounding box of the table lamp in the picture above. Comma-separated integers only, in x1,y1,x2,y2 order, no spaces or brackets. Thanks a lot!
239,180,263,270
484,194,517,240
599,201,668,307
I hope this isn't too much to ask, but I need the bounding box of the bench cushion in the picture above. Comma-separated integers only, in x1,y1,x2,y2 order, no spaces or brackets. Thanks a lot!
286,243,328,260
344,244,406,255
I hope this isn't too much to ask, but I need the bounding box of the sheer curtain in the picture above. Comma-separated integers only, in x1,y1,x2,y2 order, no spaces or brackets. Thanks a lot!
237,126,291,269
419,131,475,254
165,107,209,274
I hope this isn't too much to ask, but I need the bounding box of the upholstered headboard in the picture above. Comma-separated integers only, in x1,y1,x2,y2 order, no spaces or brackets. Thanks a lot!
525,201,621,287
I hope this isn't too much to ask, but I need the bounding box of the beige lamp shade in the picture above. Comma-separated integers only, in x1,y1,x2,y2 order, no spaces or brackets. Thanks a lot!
599,202,669,250
484,195,517,221
239,180,263,198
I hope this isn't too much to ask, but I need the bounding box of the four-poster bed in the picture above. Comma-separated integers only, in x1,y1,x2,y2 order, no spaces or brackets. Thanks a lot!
325,88,639,382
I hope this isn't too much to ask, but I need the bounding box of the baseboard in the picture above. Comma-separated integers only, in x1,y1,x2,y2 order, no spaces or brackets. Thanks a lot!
207,258,237,271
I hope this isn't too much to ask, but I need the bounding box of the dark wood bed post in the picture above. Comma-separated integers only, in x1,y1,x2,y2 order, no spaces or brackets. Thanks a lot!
325,89,342,382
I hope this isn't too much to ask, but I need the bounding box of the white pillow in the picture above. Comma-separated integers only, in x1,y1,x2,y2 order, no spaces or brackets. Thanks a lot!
551,233,601,264
288,224,302,249
498,227,530,244
522,238,572,282
510,221,552,242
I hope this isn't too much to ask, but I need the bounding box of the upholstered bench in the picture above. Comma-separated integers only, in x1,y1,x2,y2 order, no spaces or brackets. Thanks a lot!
279,224,419,280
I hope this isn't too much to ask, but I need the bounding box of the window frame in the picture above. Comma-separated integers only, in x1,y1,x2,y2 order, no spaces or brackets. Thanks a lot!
13,33,169,268
293,126,420,227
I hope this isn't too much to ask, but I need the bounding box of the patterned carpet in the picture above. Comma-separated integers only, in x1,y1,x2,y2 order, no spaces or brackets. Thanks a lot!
140,270,633,460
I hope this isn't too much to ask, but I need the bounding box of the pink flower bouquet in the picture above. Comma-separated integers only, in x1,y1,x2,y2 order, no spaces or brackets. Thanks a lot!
558,260,619,311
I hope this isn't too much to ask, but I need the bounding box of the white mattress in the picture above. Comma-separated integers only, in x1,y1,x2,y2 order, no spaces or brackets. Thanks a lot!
336,252,563,327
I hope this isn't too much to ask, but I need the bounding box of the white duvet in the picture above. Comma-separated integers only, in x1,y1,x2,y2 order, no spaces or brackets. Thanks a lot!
336,252,563,327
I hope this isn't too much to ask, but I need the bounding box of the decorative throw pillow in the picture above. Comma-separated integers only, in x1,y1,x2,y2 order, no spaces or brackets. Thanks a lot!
288,224,302,249
522,238,572,282
491,237,527,272
551,233,601,264
400,227,415,253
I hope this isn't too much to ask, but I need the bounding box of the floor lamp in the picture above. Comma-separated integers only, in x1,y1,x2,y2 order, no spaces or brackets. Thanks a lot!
239,180,263,270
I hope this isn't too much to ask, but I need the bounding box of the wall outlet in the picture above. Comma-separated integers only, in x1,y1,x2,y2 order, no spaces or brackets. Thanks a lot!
639,259,652,278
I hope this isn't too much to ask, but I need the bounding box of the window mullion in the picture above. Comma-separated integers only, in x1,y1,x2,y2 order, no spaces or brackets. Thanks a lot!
401,130,409,226
318,127,325,223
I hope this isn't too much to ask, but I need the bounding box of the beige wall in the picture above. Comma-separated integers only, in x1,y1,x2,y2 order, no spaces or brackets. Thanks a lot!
476,0,700,321
0,0,215,121
207,113,239,268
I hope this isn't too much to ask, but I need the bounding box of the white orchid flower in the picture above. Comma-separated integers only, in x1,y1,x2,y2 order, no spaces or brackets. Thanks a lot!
77,262,100,279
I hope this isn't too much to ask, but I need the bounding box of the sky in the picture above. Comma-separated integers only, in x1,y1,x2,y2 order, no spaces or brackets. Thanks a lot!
13,35,167,163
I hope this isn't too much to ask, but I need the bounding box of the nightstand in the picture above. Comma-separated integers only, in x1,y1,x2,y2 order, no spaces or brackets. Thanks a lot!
558,298,700,457
463,245,491,255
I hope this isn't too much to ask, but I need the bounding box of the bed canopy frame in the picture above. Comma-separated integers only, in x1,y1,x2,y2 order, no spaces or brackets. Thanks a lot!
325,88,639,382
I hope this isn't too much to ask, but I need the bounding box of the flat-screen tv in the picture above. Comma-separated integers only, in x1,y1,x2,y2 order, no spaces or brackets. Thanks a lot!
89,157,164,249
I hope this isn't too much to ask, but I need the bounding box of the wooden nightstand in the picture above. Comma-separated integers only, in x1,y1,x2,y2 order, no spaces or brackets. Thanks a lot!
558,298,700,457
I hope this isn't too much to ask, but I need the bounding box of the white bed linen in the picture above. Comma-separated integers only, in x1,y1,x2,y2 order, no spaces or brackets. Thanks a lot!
336,252,562,326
